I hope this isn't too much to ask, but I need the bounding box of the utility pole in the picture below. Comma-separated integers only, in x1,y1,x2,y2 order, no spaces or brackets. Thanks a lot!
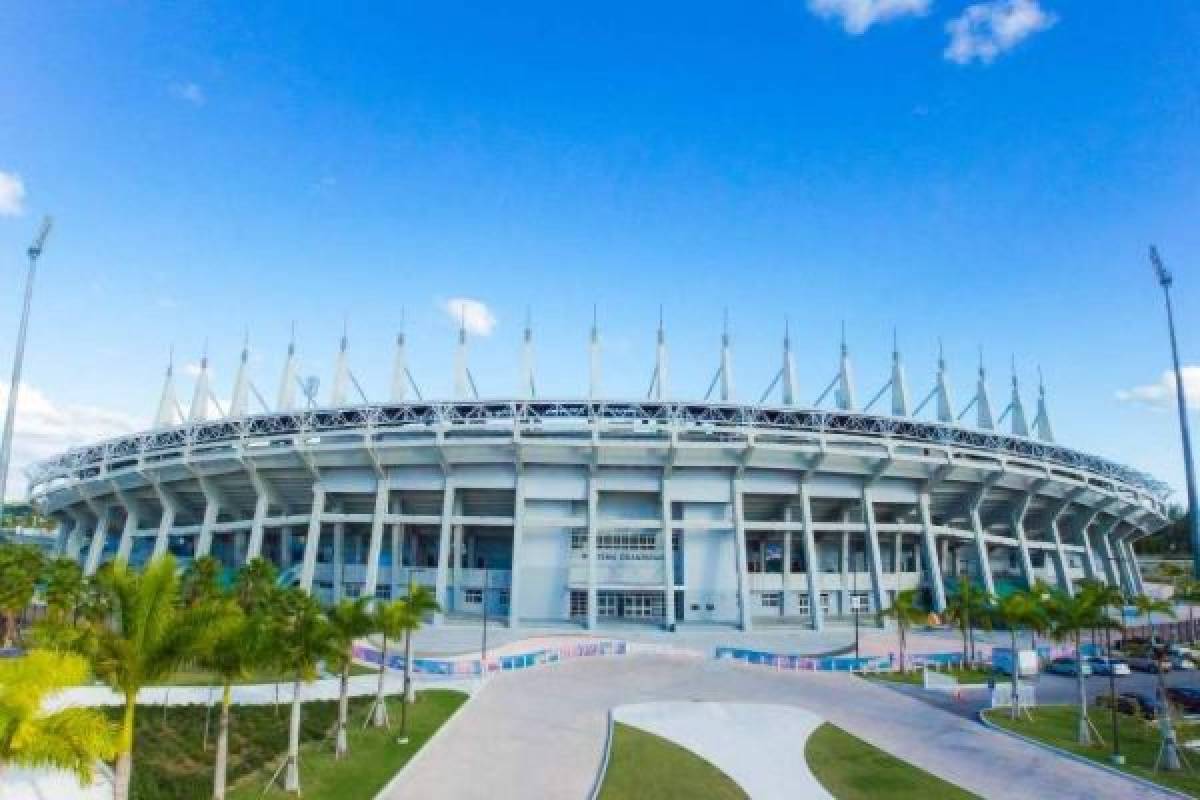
1150,246,1200,578
0,217,53,510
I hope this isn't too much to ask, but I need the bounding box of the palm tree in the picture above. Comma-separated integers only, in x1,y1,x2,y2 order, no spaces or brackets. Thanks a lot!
1044,588,1114,746
877,589,926,673
0,543,45,646
68,555,218,800
234,557,279,614
326,597,373,759
195,600,267,800
182,555,223,608
397,585,439,707
271,588,337,795
945,577,989,667
42,557,85,624
990,591,1047,719
0,649,117,785
369,599,408,729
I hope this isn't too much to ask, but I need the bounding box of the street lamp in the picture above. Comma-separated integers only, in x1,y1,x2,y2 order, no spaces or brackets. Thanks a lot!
0,217,53,509
1150,246,1200,578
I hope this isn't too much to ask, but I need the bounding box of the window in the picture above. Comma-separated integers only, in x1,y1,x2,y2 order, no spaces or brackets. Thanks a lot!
464,589,483,604
622,592,664,619
597,592,619,617
819,592,831,613
497,589,510,608
569,590,588,618
760,592,782,609
796,593,810,614
850,592,870,613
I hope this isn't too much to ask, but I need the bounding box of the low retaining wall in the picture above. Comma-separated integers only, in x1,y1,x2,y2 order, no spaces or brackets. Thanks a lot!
354,639,629,677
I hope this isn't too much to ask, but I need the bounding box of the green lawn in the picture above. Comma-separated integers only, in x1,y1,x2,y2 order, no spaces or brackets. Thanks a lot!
983,704,1200,797
112,690,465,800
598,722,747,800
868,666,997,686
805,723,979,800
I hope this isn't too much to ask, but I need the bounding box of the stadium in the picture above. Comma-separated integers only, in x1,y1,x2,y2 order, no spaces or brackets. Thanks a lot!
25,316,1168,631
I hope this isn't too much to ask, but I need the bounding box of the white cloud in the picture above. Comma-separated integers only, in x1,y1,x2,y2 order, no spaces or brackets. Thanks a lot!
1116,367,1200,411
0,382,142,501
169,81,206,106
0,170,25,216
443,297,497,336
945,0,1056,64
807,0,930,35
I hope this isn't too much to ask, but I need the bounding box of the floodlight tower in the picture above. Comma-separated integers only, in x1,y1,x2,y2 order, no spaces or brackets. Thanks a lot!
0,217,52,509
1150,246,1200,577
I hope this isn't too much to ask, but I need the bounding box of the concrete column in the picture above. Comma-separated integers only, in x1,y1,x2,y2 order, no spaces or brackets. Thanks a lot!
451,522,464,611
510,472,525,629
1095,518,1121,587
782,507,793,618
799,482,822,631
390,524,404,600
839,528,850,615
433,482,455,623
195,480,220,559
1047,504,1074,596
246,480,270,564
299,485,325,593
968,491,996,596
917,491,947,612
1119,535,1142,595
660,477,676,629
65,511,88,561
731,478,752,631
1010,494,1037,589
586,476,598,630
362,481,389,603
1075,510,1101,581
84,506,111,576
1128,537,1147,595
115,492,139,564
861,486,888,612
892,532,902,574
332,520,345,602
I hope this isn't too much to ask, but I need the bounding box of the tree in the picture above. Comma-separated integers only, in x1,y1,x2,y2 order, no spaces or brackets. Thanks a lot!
990,591,1047,719
0,543,45,646
877,589,926,674
270,589,338,795
42,557,85,624
182,555,223,608
397,585,439,708
1174,579,1200,640
0,649,117,784
234,557,279,615
369,599,408,729
1044,588,1115,746
945,578,990,667
68,556,218,800
326,597,373,759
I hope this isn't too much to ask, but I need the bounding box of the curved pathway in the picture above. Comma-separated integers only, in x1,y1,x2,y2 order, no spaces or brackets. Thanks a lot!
384,654,1180,800
613,702,832,799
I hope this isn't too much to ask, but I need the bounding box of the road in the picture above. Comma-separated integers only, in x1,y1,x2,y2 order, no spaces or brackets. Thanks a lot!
383,653,1179,800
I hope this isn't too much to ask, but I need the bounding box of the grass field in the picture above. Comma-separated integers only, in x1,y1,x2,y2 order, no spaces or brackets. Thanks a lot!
112,690,465,800
805,723,979,800
983,704,1200,797
868,666,997,686
598,722,747,800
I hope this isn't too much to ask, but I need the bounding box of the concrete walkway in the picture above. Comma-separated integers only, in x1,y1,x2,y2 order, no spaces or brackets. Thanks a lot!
613,702,832,800
384,654,1180,800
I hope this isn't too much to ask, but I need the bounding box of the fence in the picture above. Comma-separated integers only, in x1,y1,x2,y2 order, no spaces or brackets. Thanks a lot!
353,638,629,678
1119,617,1200,643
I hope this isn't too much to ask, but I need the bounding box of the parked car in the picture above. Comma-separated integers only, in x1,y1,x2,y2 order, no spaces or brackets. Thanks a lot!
1096,692,1161,720
1127,654,1171,674
1166,687,1200,715
1087,657,1131,677
1045,657,1092,677
1169,653,1197,670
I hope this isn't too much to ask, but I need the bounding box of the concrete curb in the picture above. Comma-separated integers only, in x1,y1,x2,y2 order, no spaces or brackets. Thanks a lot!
370,682,482,800
976,709,1193,800
587,709,616,800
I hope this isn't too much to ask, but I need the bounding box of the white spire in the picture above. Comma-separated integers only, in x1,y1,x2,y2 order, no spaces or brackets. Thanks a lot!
154,348,181,428
189,345,212,422
228,330,251,418
330,319,350,406
1033,367,1055,443
277,324,297,411
521,308,535,399
781,318,798,406
1009,359,1029,437
589,305,601,400
390,315,408,403
889,328,910,416
935,339,954,423
719,308,734,402
653,306,668,400
835,322,855,411
974,349,995,430
454,310,470,399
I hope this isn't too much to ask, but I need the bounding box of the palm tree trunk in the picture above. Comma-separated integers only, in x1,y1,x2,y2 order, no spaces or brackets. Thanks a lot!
372,637,389,728
1010,629,1020,720
213,683,232,800
114,693,137,800
404,629,415,704
335,659,350,759
284,679,302,794
898,623,907,673
1075,631,1091,746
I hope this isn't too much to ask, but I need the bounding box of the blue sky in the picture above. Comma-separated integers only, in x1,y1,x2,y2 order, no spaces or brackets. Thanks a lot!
0,1,1197,499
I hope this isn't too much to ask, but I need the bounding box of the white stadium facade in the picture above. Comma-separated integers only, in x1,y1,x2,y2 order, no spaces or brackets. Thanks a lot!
27,316,1168,631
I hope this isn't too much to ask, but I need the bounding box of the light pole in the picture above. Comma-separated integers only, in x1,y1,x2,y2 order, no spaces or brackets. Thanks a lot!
1150,246,1200,578
0,217,53,510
